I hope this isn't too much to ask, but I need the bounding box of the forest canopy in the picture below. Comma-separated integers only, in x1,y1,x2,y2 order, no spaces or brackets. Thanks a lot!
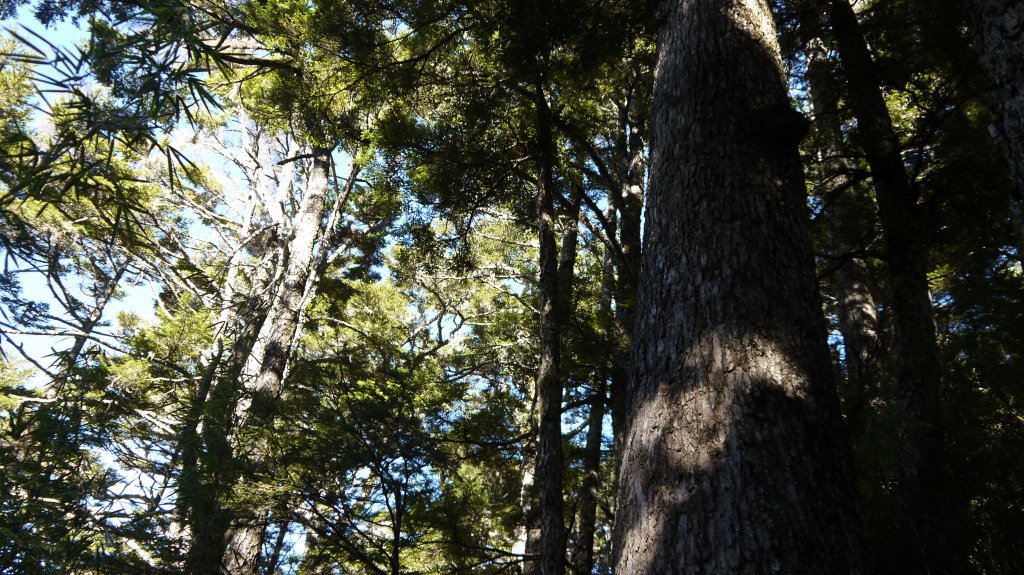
1,0,1022,574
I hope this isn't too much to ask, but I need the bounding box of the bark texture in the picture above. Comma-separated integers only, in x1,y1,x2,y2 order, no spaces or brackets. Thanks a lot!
969,0,1024,259
613,1,870,573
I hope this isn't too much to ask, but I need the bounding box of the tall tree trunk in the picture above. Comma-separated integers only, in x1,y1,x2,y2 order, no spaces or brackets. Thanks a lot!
239,150,333,422
804,35,882,433
532,74,566,575
184,288,271,575
574,240,614,575
824,1,958,570
968,0,1024,261
574,380,605,575
613,1,871,572
222,150,334,575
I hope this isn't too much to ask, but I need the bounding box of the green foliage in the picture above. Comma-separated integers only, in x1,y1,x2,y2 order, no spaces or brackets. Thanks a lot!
2,0,1023,573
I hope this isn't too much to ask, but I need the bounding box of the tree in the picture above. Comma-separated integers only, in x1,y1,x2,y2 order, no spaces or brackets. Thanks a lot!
820,1,969,569
968,0,1024,260
800,26,882,437
7,1,1024,573
613,0,870,572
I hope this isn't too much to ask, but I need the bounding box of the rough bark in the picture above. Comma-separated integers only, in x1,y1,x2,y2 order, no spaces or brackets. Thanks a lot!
239,150,332,423
574,382,605,575
184,292,269,575
532,75,567,575
804,36,881,432
177,186,260,560
969,0,1024,261
825,1,956,570
515,174,578,574
613,1,871,572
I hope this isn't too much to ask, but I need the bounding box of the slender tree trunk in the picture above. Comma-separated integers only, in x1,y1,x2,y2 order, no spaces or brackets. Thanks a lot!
391,491,403,575
574,242,613,575
532,74,566,575
804,36,882,432
968,0,1024,261
515,108,577,575
825,2,958,570
264,518,289,575
610,93,646,453
574,382,605,575
613,1,871,572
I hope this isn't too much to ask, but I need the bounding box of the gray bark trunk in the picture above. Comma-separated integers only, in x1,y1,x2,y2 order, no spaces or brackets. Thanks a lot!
239,150,332,422
222,150,334,575
613,1,871,572
969,0,1024,261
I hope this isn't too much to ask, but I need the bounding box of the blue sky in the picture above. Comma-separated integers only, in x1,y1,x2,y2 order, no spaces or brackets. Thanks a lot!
2,7,160,379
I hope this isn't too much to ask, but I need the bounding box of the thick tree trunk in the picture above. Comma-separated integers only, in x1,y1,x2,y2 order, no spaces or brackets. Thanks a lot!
183,290,270,575
825,2,958,570
969,0,1024,261
532,75,566,575
804,36,881,432
613,1,870,572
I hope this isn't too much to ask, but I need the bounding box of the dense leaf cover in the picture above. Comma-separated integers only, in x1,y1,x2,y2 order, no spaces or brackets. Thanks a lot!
0,0,1022,573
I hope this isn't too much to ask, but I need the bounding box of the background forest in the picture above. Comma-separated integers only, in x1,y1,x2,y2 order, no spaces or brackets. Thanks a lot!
0,0,1022,574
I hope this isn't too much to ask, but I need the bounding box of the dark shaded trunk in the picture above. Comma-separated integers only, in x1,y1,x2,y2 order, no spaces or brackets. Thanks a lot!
263,518,289,575
532,75,566,575
520,184,581,575
968,0,1024,261
825,1,959,570
183,294,269,575
574,384,605,575
391,492,403,575
804,35,882,433
613,1,871,572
